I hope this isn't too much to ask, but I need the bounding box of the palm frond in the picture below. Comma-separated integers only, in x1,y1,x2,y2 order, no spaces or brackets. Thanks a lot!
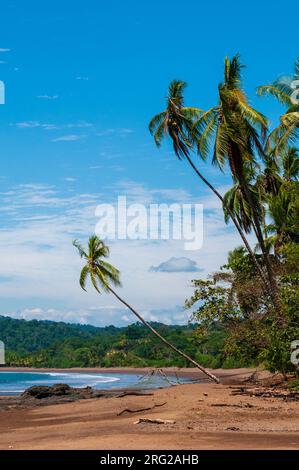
73,240,87,259
257,85,293,107
79,265,89,291
149,112,166,135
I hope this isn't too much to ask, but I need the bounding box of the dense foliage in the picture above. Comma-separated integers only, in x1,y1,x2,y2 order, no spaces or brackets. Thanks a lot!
0,316,227,368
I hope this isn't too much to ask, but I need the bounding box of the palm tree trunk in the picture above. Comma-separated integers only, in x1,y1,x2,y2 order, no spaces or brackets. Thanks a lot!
238,178,284,321
184,155,272,295
108,286,220,384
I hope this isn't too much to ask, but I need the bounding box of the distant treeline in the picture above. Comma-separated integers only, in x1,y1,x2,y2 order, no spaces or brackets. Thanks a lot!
0,315,243,369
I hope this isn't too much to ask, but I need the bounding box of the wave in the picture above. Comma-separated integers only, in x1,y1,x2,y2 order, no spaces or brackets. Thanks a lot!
47,372,120,383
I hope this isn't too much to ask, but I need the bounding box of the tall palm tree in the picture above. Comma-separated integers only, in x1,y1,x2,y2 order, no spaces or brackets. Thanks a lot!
194,55,282,317
73,236,220,383
258,58,299,154
149,79,272,296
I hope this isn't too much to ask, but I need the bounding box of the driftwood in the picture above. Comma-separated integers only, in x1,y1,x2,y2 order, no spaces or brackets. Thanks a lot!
230,386,299,401
138,368,181,386
210,402,254,408
117,401,167,416
114,391,154,398
134,418,176,425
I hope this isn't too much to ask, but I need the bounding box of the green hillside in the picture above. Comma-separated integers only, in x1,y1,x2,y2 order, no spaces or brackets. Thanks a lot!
0,315,226,368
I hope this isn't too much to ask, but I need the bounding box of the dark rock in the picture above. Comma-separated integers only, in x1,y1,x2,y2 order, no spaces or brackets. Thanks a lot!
21,384,73,399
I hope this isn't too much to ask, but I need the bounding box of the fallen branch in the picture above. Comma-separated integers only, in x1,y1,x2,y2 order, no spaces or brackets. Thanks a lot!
210,403,254,408
134,418,176,425
117,402,167,416
115,391,154,398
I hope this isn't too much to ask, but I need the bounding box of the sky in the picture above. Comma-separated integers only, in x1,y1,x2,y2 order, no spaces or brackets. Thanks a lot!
0,0,297,326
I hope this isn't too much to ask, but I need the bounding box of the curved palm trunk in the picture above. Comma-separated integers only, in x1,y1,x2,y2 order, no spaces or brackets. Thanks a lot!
184,155,272,295
108,286,220,384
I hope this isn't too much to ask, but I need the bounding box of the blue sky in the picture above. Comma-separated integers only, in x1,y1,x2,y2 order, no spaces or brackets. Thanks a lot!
0,0,297,326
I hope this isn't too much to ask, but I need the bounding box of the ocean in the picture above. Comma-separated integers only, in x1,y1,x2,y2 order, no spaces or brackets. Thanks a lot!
0,371,183,396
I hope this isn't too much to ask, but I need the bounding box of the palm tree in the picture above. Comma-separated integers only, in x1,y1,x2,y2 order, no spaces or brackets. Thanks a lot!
73,235,220,383
256,154,282,197
149,80,200,159
258,58,299,154
266,184,299,253
149,79,272,296
223,181,264,235
282,147,299,182
194,55,282,318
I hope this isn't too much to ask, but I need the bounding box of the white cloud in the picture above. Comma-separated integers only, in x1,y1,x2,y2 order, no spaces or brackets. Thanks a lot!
150,257,203,273
15,121,92,131
15,121,41,128
0,48,10,52
96,128,134,138
52,134,87,142
37,95,59,100
64,177,77,182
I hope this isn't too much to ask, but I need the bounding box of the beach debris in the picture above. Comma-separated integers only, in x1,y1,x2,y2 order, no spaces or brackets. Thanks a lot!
134,418,176,425
210,402,254,408
117,402,167,416
230,386,299,401
226,426,241,431
115,391,154,398
138,368,181,386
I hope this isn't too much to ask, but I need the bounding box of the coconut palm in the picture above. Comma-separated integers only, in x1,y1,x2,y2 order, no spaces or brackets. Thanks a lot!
149,80,200,159
223,182,264,235
193,55,282,317
258,58,299,154
266,184,299,253
256,154,282,197
149,79,271,295
73,235,219,383
282,147,299,182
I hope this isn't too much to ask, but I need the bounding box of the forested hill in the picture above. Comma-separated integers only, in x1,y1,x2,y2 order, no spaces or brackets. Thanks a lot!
0,315,122,353
0,315,227,369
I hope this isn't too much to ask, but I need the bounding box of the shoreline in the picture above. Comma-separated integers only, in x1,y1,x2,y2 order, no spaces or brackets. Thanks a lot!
0,366,262,382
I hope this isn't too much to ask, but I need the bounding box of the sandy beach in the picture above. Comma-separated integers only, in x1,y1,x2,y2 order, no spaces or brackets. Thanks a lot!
0,368,298,450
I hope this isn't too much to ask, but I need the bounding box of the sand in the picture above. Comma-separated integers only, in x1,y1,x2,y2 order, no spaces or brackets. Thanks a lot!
0,368,298,450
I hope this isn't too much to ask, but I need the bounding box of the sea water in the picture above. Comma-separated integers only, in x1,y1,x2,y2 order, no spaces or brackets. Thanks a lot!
0,371,185,396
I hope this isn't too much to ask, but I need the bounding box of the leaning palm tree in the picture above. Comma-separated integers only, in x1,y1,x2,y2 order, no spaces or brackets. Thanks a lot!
149,79,271,295
258,58,299,154
73,235,219,383
194,55,282,317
